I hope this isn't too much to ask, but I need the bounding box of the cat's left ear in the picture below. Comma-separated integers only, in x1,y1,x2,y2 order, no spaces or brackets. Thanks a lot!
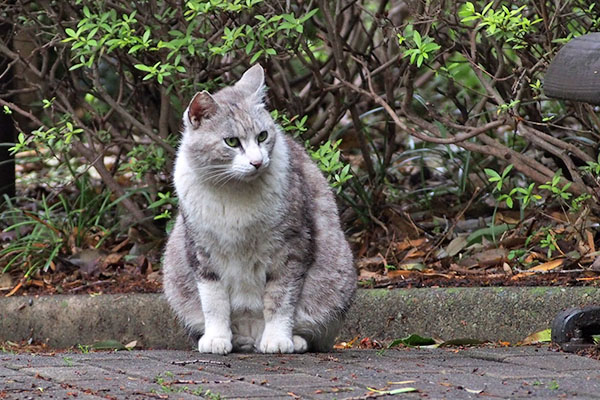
236,64,265,99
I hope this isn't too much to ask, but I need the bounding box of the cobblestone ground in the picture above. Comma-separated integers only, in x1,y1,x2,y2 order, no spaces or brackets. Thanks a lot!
2,346,600,399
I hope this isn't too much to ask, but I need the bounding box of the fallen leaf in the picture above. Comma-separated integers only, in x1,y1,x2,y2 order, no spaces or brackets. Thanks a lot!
521,328,551,345
147,270,161,283
68,249,105,276
367,386,418,395
528,259,565,272
356,256,385,271
386,270,417,279
396,238,427,251
467,224,513,245
388,334,436,348
102,253,123,266
0,273,13,291
445,235,468,257
460,248,508,268
124,340,137,350
586,230,596,253
397,262,426,272
590,255,600,272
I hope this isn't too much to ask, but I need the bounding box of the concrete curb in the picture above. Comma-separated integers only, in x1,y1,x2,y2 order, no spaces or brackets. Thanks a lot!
1,287,600,349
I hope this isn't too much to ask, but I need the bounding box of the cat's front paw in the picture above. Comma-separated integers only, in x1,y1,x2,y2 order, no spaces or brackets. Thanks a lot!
258,334,294,353
198,335,232,355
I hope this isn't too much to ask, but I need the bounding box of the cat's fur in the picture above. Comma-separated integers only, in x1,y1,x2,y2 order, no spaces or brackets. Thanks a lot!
162,65,356,354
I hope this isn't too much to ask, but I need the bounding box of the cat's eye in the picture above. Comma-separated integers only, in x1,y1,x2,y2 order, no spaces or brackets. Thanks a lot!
224,137,241,148
257,130,268,143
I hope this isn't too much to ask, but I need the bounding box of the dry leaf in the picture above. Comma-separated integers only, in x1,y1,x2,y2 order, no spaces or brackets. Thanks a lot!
445,236,468,257
586,230,595,253
124,340,137,350
0,273,13,291
387,270,417,279
528,258,565,272
356,256,385,271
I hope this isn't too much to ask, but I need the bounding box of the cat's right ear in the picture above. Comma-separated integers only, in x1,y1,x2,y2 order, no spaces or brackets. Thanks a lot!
187,91,218,129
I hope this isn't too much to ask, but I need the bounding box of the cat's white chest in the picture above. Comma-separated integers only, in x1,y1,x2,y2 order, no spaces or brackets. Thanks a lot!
218,255,267,312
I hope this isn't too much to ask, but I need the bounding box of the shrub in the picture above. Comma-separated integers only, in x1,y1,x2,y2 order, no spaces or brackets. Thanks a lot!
0,0,598,276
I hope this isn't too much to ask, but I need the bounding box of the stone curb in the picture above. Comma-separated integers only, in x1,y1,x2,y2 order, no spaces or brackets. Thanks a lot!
1,287,600,349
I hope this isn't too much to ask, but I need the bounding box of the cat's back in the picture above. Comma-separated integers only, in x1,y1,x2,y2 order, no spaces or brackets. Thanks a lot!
283,136,345,230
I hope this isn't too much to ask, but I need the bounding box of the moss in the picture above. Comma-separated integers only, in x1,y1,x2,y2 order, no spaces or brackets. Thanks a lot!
362,289,390,301
529,287,552,297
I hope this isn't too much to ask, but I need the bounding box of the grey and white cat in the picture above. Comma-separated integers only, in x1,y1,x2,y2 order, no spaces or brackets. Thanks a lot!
162,65,356,354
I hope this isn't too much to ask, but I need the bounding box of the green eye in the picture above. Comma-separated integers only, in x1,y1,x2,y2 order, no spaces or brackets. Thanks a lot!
257,130,268,142
224,137,240,147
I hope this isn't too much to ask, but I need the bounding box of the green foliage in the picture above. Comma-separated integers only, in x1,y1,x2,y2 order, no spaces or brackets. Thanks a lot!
398,28,441,68
539,170,572,201
460,1,542,48
0,178,126,276
271,111,308,137
485,164,513,193
148,191,178,222
310,140,353,193
581,152,600,175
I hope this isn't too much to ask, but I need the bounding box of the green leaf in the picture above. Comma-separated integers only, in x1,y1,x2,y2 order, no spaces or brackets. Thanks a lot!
65,28,77,38
134,64,153,72
522,328,551,345
484,168,501,180
466,224,514,245
245,40,254,54
388,334,436,348
413,30,422,47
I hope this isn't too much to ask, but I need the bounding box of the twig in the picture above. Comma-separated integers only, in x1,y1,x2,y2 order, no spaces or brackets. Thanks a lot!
171,359,232,368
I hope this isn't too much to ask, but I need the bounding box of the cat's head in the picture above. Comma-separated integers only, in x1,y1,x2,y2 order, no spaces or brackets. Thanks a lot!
181,65,280,184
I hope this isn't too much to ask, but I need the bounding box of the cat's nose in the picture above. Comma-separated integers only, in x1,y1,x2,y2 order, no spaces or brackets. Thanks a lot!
250,160,262,169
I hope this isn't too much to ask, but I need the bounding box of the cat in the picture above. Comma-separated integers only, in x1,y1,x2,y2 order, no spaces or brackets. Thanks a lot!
162,64,356,354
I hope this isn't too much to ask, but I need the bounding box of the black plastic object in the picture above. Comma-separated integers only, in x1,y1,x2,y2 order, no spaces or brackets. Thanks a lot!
544,33,600,105
551,306,600,352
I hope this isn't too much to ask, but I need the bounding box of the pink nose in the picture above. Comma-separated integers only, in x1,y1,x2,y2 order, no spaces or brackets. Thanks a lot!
250,160,262,169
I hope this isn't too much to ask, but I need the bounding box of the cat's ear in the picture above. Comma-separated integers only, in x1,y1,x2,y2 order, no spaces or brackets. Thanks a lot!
187,91,218,129
236,64,265,98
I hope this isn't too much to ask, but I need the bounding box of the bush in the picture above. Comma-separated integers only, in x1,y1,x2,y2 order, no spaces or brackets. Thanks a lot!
0,0,598,277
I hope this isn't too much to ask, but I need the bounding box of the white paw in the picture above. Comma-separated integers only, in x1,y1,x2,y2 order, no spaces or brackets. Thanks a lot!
258,333,294,353
198,335,232,355
293,335,308,353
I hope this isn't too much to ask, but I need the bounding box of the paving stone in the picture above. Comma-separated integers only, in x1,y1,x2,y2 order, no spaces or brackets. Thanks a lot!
461,345,555,360
504,354,600,371
2,353,85,370
21,365,115,382
3,347,600,399
2,374,57,391
90,357,216,380
0,388,107,399
479,364,571,379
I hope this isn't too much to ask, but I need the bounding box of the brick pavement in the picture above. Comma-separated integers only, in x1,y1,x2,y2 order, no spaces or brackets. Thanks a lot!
2,346,600,399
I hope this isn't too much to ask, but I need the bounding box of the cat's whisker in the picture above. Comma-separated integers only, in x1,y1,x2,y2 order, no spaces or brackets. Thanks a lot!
213,171,239,187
